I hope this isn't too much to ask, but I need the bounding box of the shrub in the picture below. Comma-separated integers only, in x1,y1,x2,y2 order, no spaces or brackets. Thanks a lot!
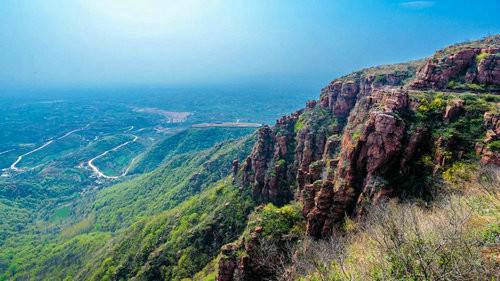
247,203,304,239
475,51,488,64
294,117,305,133
487,140,500,152
442,162,477,185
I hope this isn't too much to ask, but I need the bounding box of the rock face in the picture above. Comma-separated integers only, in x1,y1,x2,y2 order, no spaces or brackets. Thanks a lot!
475,47,500,85
410,36,500,90
216,226,295,281
242,115,299,205
239,36,499,239
217,244,239,281
476,112,500,165
443,99,464,121
411,48,479,89
219,36,500,280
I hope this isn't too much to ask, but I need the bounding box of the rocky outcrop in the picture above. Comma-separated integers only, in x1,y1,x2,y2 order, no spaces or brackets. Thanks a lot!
232,160,239,179
242,125,276,201
240,37,498,234
411,48,479,89
216,226,296,281
218,35,500,281
476,112,500,165
217,244,240,281
305,181,335,238
443,99,464,121
242,113,300,205
306,90,412,232
319,71,411,118
410,37,500,90
474,47,500,85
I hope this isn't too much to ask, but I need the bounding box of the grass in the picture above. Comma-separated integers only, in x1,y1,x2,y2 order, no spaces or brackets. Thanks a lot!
49,206,71,222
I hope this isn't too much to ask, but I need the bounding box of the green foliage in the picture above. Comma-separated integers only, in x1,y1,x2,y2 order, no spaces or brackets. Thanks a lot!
49,205,71,222
295,105,339,135
294,117,305,133
276,159,286,168
2,177,254,281
482,94,500,103
487,140,500,152
419,155,434,168
475,51,488,64
480,223,500,244
309,160,323,171
0,232,112,281
85,135,255,232
351,127,362,142
411,91,491,157
373,74,387,84
131,127,255,174
247,203,304,238
442,162,477,185
87,178,255,281
0,131,256,280
447,80,495,92
415,92,447,118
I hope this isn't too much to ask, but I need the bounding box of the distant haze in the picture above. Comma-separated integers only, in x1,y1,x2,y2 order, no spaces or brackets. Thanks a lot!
1,0,499,90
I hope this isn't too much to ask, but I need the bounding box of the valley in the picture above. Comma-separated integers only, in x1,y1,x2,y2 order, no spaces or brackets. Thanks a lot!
87,134,139,179
0,86,313,251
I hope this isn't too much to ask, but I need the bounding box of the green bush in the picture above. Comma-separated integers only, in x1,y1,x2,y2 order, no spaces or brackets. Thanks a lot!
475,51,488,64
295,117,305,133
487,140,500,152
442,162,477,184
247,203,304,238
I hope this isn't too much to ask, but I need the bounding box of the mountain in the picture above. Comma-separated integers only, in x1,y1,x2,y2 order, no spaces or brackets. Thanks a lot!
216,35,500,280
240,35,499,234
1,36,499,281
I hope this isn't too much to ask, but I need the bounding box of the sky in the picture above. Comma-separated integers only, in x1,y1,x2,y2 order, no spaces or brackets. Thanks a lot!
1,0,499,90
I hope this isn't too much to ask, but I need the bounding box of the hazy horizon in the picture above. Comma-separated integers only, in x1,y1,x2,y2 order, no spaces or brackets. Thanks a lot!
1,0,499,91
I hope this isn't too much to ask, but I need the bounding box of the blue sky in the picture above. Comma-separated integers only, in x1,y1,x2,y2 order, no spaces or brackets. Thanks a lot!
1,0,499,90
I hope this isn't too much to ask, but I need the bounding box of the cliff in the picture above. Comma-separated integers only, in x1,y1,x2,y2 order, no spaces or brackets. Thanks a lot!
218,35,500,280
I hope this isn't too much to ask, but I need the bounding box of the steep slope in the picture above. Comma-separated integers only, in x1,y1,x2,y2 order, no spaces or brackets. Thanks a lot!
217,35,499,280
78,133,256,232
0,133,256,281
83,178,254,281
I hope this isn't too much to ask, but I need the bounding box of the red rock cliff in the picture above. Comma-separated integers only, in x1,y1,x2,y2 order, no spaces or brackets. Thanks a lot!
218,35,500,281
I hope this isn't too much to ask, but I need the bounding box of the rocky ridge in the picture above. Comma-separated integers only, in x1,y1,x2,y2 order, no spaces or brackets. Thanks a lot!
218,35,500,280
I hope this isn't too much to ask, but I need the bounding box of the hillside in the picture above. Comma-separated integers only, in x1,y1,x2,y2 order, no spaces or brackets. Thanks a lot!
0,132,256,280
215,35,500,280
1,36,499,281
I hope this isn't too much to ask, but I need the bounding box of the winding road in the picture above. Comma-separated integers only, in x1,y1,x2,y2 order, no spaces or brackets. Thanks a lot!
87,135,139,179
9,140,55,171
0,149,14,156
6,125,88,172
58,125,89,140
5,124,139,179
